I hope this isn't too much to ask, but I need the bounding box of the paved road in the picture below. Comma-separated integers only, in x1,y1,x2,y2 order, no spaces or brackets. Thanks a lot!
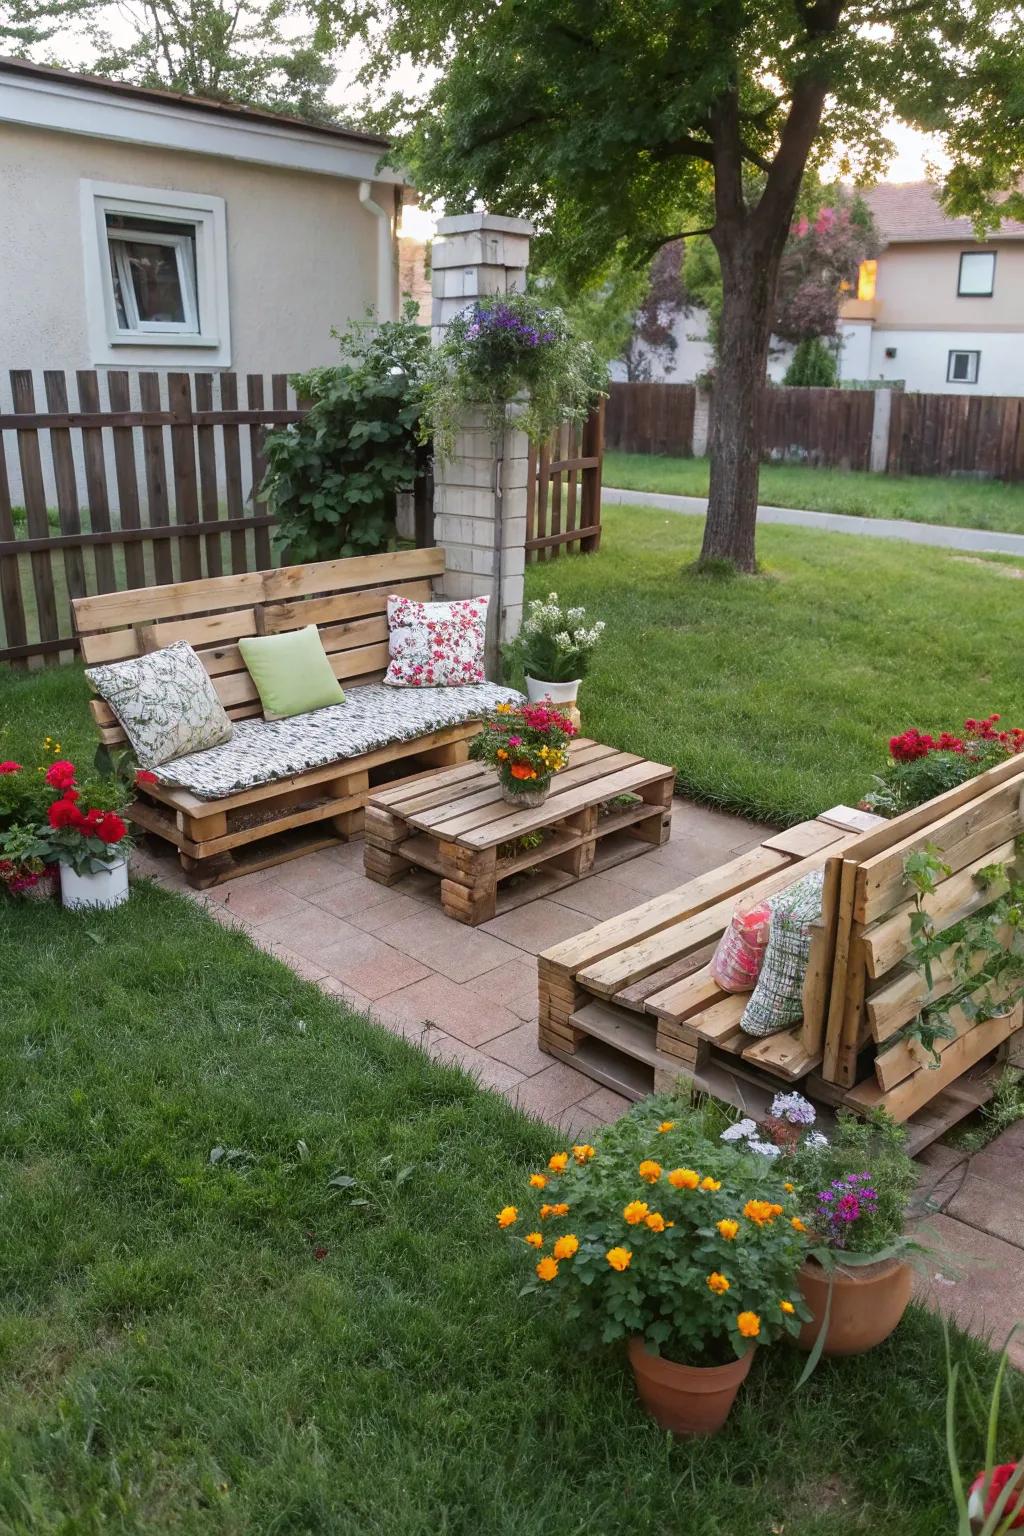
603,486,1024,556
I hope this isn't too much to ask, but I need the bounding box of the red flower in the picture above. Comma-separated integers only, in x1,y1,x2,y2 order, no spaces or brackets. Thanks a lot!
968,1464,1024,1528
136,769,159,786
61,787,80,803
95,812,127,845
48,798,83,831
0,760,20,774
45,760,76,790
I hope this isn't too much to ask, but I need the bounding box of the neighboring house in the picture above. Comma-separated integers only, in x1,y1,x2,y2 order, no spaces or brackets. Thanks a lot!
838,181,1024,394
0,55,406,378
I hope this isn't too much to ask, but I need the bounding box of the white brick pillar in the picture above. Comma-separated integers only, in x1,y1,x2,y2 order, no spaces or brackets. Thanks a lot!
430,212,534,674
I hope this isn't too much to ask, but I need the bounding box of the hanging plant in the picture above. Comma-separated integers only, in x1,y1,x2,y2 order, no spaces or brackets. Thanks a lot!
422,292,607,461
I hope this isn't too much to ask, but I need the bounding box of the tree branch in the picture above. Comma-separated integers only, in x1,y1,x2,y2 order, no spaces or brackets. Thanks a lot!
635,228,713,264
653,134,716,164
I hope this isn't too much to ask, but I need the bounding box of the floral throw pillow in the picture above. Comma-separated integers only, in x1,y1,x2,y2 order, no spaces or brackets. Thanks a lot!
383,594,489,688
86,641,234,768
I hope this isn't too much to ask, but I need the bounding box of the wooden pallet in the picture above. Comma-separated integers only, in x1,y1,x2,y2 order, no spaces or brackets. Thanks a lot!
538,761,1024,1148
363,739,674,924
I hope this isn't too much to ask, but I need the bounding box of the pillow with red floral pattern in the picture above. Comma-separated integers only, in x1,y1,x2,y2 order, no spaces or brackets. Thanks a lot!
383,594,489,688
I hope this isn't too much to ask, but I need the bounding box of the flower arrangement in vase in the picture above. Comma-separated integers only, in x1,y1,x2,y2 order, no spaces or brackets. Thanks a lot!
514,591,605,726
497,1096,809,1436
719,1094,919,1360
469,700,575,807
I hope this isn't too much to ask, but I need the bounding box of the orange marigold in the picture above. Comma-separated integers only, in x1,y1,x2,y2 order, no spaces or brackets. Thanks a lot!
657,1121,675,1133
717,1219,740,1240
784,1182,795,1194
536,1257,559,1282
529,1173,547,1190
706,1271,730,1295
539,1203,553,1220
667,1168,700,1190
525,1232,543,1249
552,1234,580,1260
737,1311,761,1339
645,1212,667,1233
623,1200,649,1225
549,1202,570,1217
606,1246,632,1272
638,1159,662,1184
779,1300,795,1315
497,1206,518,1228
791,1217,807,1233
743,1199,778,1228
572,1143,596,1164
510,762,535,781
700,1177,722,1192
548,1152,569,1173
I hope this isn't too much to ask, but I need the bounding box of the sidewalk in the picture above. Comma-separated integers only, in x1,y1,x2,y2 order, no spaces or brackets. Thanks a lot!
603,485,1024,556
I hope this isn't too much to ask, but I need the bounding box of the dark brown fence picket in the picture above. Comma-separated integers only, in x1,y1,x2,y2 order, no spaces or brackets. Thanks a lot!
525,397,605,563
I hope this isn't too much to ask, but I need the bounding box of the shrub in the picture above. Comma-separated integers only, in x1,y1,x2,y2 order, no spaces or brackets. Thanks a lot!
783,337,838,387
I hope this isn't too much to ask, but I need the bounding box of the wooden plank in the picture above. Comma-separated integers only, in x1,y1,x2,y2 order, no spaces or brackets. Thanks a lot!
644,965,724,1024
166,373,202,582
846,1006,1022,1121
822,860,862,1083
569,1000,672,1071
862,839,1020,980
874,981,1017,1092
247,374,273,569
866,922,1015,1042
261,579,433,634
742,1029,821,1081
383,742,612,819
763,819,852,858
540,844,793,979
454,761,672,847
797,854,843,1057
0,428,28,664
219,373,249,575
138,373,174,584
614,944,717,1012
42,371,87,617
192,374,222,578
406,745,629,832
105,372,146,588
261,548,444,603
580,838,858,999
816,805,888,834
10,371,61,650
75,371,117,593
853,761,1024,920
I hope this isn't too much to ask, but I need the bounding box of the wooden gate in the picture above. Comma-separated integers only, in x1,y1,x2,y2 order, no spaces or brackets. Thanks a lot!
524,398,605,563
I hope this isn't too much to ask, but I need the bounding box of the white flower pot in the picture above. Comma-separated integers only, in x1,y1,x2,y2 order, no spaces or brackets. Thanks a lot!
60,856,130,911
525,676,581,706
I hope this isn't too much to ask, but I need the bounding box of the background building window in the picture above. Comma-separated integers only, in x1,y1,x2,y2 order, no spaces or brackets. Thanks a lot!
81,181,230,366
947,349,980,384
856,259,877,301
957,251,995,296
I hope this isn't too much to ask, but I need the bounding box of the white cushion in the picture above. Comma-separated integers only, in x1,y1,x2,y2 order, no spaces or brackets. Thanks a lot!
86,641,233,768
150,681,523,799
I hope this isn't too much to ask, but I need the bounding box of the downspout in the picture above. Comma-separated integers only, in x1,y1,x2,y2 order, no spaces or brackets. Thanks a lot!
359,180,396,322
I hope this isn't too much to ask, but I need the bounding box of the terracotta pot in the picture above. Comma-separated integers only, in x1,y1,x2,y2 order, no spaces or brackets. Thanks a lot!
627,1336,754,1436
796,1255,913,1357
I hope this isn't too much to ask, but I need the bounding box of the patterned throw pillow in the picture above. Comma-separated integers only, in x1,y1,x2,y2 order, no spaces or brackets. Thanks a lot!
740,871,825,1038
383,594,489,688
86,641,234,768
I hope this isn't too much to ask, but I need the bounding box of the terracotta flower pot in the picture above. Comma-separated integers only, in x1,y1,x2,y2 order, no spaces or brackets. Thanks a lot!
627,1336,754,1436
796,1255,913,1357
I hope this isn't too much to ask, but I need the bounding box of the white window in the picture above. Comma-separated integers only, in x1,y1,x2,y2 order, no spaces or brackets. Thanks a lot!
947,349,980,385
957,251,996,296
81,181,230,366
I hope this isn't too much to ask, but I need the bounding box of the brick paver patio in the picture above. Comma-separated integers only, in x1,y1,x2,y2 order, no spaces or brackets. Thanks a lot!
134,794,1024,1357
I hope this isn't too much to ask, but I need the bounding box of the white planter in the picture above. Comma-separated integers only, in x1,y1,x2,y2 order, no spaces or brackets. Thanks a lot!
525,676,581,706
60,856,130,911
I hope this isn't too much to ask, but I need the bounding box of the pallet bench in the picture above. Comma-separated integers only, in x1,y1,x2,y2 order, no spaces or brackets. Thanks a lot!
73,548,497,886
538,760,1024,1151
363,738,674,924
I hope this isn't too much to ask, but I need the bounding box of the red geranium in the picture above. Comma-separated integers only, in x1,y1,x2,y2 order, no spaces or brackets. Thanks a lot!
95,812,127,844
136,769,159,786
45,760,76,790
968,1463,1024,1528
0,761,20,774
48,798,84,831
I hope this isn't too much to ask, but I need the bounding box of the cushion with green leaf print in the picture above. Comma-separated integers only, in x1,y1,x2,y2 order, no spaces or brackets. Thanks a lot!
86,641,234,769
740,870,825,1038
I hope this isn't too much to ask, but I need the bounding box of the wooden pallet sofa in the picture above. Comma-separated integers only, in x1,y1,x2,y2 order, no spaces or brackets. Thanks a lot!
538,756,1024,1152
73,548,518,887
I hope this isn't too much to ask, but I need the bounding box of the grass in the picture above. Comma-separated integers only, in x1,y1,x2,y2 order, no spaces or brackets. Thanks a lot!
604,451,1024,534
3,622,1024,1532
524,504,1024,825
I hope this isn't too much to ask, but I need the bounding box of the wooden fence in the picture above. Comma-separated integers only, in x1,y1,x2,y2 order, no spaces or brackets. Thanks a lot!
606,380,1024,480
525,398,605,562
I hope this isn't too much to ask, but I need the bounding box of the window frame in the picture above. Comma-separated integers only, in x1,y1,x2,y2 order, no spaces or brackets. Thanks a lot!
81,181,231,366
107,224,200,335
957,250,996,298
946,349,981,385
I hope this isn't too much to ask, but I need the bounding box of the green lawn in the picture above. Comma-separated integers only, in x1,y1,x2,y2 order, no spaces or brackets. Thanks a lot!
604,450,1024,534
524,504,1024,824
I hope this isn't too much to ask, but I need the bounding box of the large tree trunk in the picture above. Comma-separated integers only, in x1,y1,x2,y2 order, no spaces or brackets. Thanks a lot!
699,236,778,572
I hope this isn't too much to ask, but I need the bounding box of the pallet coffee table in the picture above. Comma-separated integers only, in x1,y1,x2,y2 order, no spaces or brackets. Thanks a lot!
363,738,675,925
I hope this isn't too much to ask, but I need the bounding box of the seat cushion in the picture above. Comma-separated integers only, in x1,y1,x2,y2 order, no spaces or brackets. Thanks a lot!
150,681,523,800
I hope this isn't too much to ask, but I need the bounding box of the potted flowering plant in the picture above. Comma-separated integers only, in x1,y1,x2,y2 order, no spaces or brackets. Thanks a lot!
0,744,65,901
720,1094,918,1358
469,700,575,807
45,761,135,910
864,712,1024,817
498,1096,809,1436
514,591,605,721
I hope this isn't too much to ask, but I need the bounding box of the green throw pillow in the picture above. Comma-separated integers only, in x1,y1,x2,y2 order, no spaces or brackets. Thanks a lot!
238,626,345,720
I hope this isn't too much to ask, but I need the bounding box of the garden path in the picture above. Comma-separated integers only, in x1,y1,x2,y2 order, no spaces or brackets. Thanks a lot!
603,487,1024,556
134,797,1024,1364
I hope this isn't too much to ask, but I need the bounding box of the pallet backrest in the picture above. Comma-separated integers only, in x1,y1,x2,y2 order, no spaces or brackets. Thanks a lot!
72,548,446,747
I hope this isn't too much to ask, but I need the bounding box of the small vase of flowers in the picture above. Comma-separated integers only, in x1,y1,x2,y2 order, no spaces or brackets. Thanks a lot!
45,760,134,911
516,592,605,727
470,700,575,807
497,1095,810,1437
